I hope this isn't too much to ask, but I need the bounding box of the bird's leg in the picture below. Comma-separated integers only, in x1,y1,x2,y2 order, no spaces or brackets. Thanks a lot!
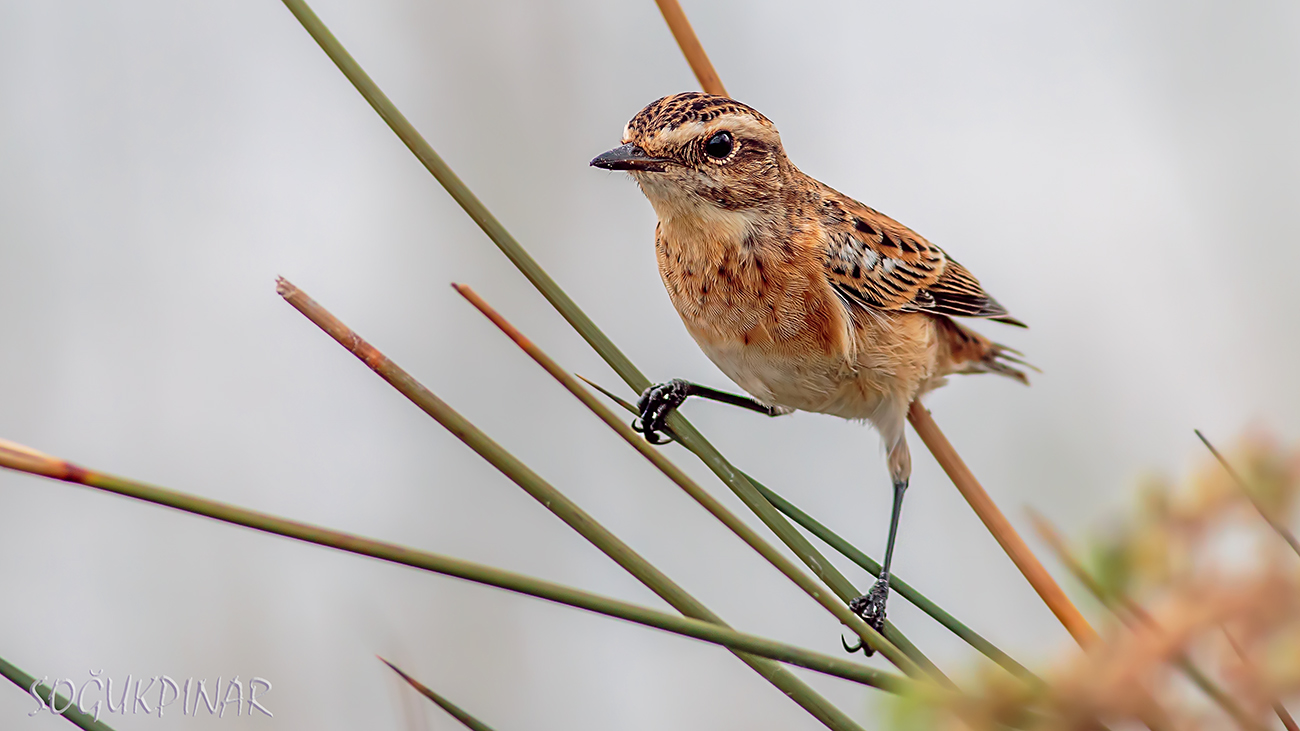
845,479,908,655
634,378,784,444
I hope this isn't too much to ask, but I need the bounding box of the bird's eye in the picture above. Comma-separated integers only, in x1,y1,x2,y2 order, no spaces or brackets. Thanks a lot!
704,131,733,159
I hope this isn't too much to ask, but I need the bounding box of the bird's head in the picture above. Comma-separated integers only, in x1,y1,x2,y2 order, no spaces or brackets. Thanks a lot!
591,93,792,227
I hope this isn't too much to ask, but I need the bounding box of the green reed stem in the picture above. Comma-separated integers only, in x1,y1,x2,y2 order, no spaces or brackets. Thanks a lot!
273,0,944,682
381,659,496,731
453,283,916,673
273,279,878,730
747,475,1036,681
274,0,646,388
0,655,119,731
0,440,913,696
580,375,1036,683
1176,661,1267,731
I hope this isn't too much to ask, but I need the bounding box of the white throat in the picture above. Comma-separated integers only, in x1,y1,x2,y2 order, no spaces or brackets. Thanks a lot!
634,173,756,244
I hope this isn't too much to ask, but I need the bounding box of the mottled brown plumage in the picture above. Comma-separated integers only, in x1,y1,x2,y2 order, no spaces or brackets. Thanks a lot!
592,92,1030,635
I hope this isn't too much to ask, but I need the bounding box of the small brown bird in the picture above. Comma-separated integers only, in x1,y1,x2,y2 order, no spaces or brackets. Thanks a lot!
591,92,1029,645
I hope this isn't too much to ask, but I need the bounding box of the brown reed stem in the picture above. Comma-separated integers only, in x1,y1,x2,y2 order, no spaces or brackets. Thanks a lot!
452,283,925,678
652,0,727,96
1195,429,1300,558
909,403,1097,647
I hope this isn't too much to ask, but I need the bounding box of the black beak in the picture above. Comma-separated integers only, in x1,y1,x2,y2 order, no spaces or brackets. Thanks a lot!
590,143,672,172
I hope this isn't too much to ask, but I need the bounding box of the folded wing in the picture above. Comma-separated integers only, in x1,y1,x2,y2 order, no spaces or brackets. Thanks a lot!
820,194,1025,327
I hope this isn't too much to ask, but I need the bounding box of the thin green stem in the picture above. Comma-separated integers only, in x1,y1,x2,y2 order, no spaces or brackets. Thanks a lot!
661,404,947,678
274,0,647,391
1223,627,1300,731
0,655,119,731
274,0,945,682
454,283,919,675
1176,661,1266,731
1195,429,1300,558
747,475,1036,682
273,279,876,730
381,659,496,731
0,439,914,695
579,374,1035,683
1197,432,1300,729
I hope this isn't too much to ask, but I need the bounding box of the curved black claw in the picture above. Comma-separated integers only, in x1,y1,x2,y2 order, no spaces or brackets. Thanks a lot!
631,417,674,445
633,379,693,444
847,579,891,657
841,634,864,654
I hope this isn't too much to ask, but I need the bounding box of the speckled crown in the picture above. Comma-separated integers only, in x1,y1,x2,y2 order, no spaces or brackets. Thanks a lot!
625,92,772,138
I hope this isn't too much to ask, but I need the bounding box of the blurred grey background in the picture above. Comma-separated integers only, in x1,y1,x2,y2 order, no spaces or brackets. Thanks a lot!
2,0,1298,728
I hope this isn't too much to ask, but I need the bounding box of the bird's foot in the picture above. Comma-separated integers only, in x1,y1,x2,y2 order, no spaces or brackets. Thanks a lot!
852,578,890,633
632,379,692,444
843,578,890,656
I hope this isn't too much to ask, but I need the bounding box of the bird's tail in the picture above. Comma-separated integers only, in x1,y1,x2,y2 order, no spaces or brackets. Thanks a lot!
936,317,1036,385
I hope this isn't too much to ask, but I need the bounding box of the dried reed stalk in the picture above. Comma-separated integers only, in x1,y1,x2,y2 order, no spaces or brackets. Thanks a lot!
652,0,727,96
909,404,1097,647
